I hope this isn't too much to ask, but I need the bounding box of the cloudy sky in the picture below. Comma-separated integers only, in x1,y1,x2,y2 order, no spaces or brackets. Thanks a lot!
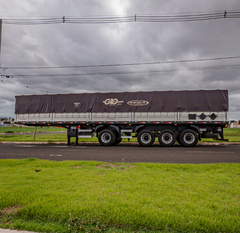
0,0,240,120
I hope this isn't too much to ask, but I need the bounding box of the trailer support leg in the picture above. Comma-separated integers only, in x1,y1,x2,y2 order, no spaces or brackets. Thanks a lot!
75,136,79,145
219,130,224,140
67,136,71,145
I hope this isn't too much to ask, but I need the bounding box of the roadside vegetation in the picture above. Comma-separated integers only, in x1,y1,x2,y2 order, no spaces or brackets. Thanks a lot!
0,159,239,233
0,127,239,143
0,126,66,134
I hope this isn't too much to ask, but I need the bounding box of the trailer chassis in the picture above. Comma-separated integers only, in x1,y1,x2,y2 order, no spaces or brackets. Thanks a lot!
16,120,228,147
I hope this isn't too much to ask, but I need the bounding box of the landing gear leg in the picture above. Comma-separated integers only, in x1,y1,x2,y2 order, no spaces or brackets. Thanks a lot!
67,136,71,145
75,136,79,145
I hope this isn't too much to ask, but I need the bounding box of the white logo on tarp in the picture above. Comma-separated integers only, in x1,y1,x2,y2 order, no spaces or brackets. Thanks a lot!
74,102,80,107
103,98,124,106
127,100,149,106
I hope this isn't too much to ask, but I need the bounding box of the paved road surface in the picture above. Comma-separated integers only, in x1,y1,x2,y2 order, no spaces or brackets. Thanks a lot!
0,142,239,163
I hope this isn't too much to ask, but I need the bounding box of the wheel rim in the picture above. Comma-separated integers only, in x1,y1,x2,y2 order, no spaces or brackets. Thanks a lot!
101,132,111,143
161,133,173,144
140,133,151,144
183,133,195,144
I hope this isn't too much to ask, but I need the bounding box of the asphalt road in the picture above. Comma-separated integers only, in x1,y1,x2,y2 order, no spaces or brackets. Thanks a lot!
0,142,239,163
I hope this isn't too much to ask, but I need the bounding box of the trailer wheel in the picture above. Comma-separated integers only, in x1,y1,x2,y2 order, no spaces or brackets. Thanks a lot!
114,137,122,145
98,129,116,146
158,130,176,147
137,130,155,147
179,129,198,147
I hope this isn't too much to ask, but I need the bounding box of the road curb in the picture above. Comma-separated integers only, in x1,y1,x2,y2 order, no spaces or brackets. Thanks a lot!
0,141,239,146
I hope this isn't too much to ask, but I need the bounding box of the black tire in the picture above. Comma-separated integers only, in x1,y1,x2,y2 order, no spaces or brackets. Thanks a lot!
137,130,155,147
158,129,176,147
179,129,198,147
98,129,116,146
114,136,122,145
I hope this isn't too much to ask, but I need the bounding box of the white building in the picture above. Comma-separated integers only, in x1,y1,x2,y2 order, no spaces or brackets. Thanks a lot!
230,123,240,128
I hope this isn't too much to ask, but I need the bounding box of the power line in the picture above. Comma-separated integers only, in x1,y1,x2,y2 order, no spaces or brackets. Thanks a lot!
1,11,240,25
0,95,14,101
4,63,240,78
2,55,240,70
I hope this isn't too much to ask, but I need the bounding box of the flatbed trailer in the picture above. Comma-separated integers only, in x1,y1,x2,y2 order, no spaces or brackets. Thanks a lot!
15,90,229,147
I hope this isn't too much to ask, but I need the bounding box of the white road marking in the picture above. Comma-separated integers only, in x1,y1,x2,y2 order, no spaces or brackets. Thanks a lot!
78,150,98,151
60,149,98,152
60,149,85,151
59,150,81,152
49,154,62,156
187,151,235,154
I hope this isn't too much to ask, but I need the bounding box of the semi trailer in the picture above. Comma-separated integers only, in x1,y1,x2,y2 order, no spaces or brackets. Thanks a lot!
14,90,229,147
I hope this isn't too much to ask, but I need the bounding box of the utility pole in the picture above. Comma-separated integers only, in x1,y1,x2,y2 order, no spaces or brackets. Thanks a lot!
0,19,2,69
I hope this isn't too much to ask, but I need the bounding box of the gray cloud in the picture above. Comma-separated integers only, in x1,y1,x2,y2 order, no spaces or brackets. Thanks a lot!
0,0,240,120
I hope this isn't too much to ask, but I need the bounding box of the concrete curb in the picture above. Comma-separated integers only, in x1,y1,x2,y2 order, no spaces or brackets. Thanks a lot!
0,141,239,146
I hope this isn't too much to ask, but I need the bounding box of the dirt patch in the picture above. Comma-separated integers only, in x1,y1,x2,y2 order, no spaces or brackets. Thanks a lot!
1,206,21,215
96,163,135,170
97,172,105,176
70,165,82,168
96,163,122,168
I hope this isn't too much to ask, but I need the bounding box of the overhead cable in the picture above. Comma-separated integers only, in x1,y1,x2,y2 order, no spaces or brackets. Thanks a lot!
2,55,240,70
0,95,14,101
1,11,240,25
4,63,240,78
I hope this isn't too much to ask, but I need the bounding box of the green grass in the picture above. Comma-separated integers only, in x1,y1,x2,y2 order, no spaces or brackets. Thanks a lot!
0,133,69,142
0,126,67,133
0,126,68,142
0,159,239,232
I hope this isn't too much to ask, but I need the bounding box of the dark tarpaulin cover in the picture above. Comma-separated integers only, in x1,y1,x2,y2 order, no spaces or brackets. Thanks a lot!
15,90,228,114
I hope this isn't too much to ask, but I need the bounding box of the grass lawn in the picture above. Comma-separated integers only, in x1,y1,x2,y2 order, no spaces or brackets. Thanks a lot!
0,159,239,233
0,126,67,134
0,127,239,143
